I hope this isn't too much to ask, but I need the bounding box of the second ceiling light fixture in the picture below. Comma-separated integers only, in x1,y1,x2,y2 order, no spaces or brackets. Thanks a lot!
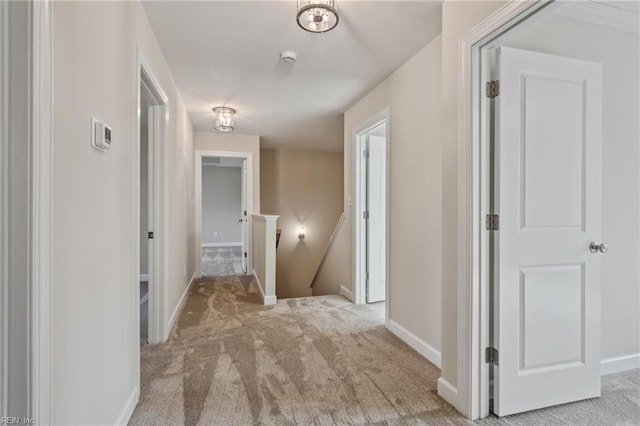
296,0,339,33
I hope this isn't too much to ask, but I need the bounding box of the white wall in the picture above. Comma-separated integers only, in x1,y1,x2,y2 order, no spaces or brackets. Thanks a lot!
201,165,243,244
344,35,444,366
497,11,640,365
52,1,195,424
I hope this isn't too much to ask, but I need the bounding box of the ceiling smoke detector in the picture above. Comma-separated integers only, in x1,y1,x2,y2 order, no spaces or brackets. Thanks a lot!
280,51,297,64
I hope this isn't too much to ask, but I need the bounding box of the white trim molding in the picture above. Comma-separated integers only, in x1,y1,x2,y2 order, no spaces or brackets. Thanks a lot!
339,285,354,302
115,386,139,426
167,272,196,335
601,353,640,376
139,274,149,282
135,51,170,345
437,377,459,409
134,50,171,405
387,320,441,368
455,0,553,420
0,0,9,415
31,1,54,423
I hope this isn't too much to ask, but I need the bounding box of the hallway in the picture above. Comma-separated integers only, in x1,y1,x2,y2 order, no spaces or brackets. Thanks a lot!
130,276,452,424
130,277,640,425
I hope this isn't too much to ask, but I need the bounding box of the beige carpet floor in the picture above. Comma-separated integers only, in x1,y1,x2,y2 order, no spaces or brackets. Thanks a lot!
201,246,245,277
130,276,640,425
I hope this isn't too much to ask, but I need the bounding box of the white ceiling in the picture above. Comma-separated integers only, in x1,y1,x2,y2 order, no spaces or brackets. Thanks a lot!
553,0,640,34
142,1,443,151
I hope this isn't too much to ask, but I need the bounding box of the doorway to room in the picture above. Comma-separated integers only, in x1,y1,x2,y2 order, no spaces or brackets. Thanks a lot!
200,156,247,276
139,86,152,345
137,62,168,346
457,0,639,419
355,118,388,319
195,150,254,278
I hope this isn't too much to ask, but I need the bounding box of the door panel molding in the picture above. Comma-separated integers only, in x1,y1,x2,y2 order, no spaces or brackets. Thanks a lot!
494,46,602,416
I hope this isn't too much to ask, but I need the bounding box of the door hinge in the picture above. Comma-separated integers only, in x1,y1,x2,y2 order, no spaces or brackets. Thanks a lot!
485,346,499,365
363,149,370,158
486,80,500,99
147,231,154,239
244,210,247,216
486,214,499,231
363,211,370,219
244,252,247,258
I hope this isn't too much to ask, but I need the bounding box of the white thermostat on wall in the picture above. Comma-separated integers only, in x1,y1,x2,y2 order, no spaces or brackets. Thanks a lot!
91,118,112,152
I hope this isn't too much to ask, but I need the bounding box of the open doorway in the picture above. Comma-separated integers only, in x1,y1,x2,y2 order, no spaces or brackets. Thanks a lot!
139,87,152,344
195,150,254,278
200,156,247,276
456,0,640,419
355,118,389,320
137,60,168,347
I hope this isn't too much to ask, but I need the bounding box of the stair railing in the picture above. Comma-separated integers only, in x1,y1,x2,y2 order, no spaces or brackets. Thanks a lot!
310,212,346,288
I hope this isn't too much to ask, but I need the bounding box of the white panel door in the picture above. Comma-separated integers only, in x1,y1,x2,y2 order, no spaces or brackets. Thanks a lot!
241,160,248,273
494,47,603,416
367,135,386,303
147,105,156,288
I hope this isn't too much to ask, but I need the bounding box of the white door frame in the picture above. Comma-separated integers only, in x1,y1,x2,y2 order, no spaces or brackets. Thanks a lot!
1,0,54,422
31,2,54,422
0,2,7,412
455,0,556,420
195,150,254,277
353,108,390,319
135,51,169,355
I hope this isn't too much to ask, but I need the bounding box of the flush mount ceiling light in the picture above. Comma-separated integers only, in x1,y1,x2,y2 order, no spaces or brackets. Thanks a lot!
296,0,339,33
212,106,236,132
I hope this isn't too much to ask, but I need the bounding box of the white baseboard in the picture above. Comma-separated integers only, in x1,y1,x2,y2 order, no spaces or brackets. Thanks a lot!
202,242,242,248
339,285,354,302
139,274,149,282
252,269,276,306
387,319,441,368
115,386,139,426
167,272,196,336
601,353,640,376
437,377,458,409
